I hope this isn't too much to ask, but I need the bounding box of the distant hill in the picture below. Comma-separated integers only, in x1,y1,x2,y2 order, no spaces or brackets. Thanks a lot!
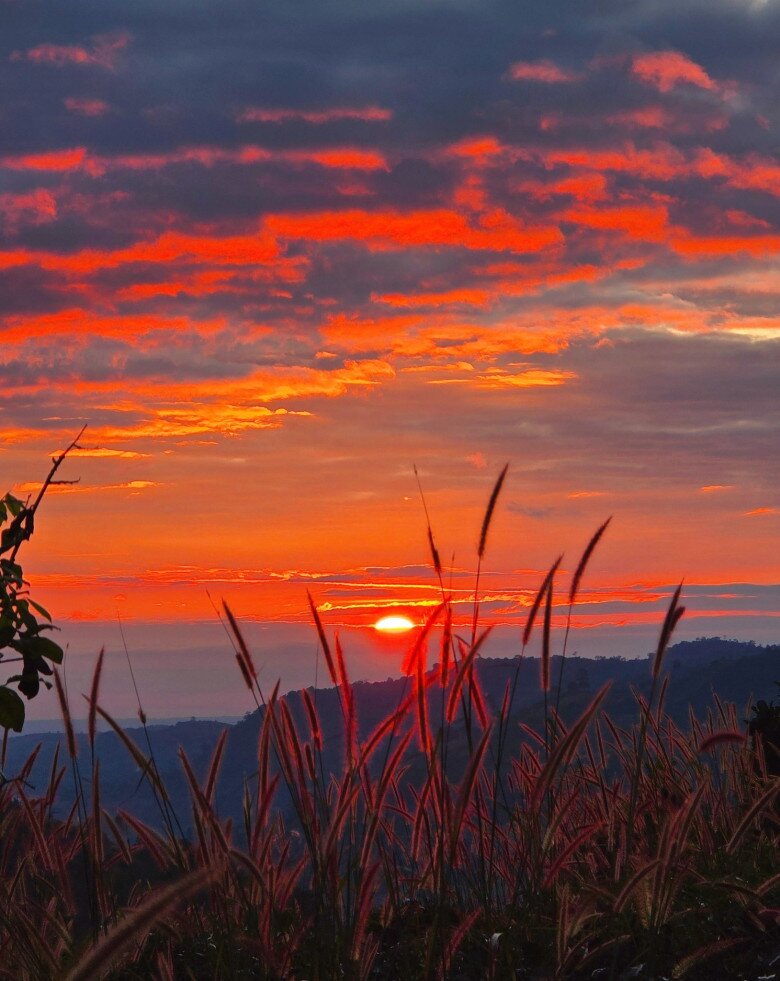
3,637,777,835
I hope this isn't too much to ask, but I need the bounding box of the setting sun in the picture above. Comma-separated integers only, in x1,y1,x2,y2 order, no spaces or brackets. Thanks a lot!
374,614,416,634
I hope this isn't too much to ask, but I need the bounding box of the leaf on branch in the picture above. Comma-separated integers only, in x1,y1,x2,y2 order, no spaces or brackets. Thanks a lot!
0,685,25,732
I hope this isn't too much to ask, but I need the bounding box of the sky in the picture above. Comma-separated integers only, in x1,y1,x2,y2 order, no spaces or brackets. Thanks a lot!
1,0,778,718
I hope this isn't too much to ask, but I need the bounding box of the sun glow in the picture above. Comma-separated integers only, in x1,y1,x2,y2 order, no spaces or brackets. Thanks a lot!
374,614,416,634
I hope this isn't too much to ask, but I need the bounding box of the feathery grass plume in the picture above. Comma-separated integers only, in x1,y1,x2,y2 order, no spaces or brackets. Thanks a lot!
222,600,258,687
258,679,280,796
725,779,780,854
446,625,493,722
179,748,230,855
468,668,489,728
204,728,229,806
652,582,685,680
478,463,508,559
414,464,443,584
698,730,746,753
569,517,612,605
438,909,481,980
64,868,214,981
103,810,132,865
350,860,381,963
95,705,165,798
449,724,492,858
530,683,610,812
415,630,431,753
307,590,338,686
87,647,105,751
334,633,357,757
302,687,323,750
523,554,563,646
17,787,54,867
401,598,447,674
439,605,452,688
541,573,554,693
358,694,414,766
671,938,746,980
53,669,77,760
118,811,175,869
543,821,603,888
91,757,104,867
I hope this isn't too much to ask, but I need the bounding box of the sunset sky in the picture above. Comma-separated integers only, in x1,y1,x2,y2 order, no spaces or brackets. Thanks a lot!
2,0,778,717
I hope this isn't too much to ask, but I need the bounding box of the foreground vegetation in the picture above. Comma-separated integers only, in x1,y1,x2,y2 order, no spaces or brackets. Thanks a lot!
1,465,778,979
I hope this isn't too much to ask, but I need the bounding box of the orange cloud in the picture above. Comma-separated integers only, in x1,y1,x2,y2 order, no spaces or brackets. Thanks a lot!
508,60,579,83
236,106,393,124
744,507,778,517
371,288,492,309
0,361,396,443
470,368,576,389
631,50,718,93
265,208,563,253
65,447,150,459
14,479,158,495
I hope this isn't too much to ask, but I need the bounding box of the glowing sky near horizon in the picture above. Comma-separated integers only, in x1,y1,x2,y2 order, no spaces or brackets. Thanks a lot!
1,0,778,713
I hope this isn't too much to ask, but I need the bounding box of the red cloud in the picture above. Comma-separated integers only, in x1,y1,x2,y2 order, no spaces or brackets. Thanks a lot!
64,97,110,116
561,203,670,243
1,147,87,172
606,105,727,133
0,229,281,276
0,189,57,231
10,143,389,174
265,208,563,253
236,106,392,123
508,59,579,83
447,137,505,161
11,32,130,70
288,148,388,171
371,288,492,309
631,50,718,93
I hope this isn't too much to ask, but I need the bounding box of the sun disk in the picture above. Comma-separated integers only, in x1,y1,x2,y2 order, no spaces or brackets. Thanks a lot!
374,614,416,634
